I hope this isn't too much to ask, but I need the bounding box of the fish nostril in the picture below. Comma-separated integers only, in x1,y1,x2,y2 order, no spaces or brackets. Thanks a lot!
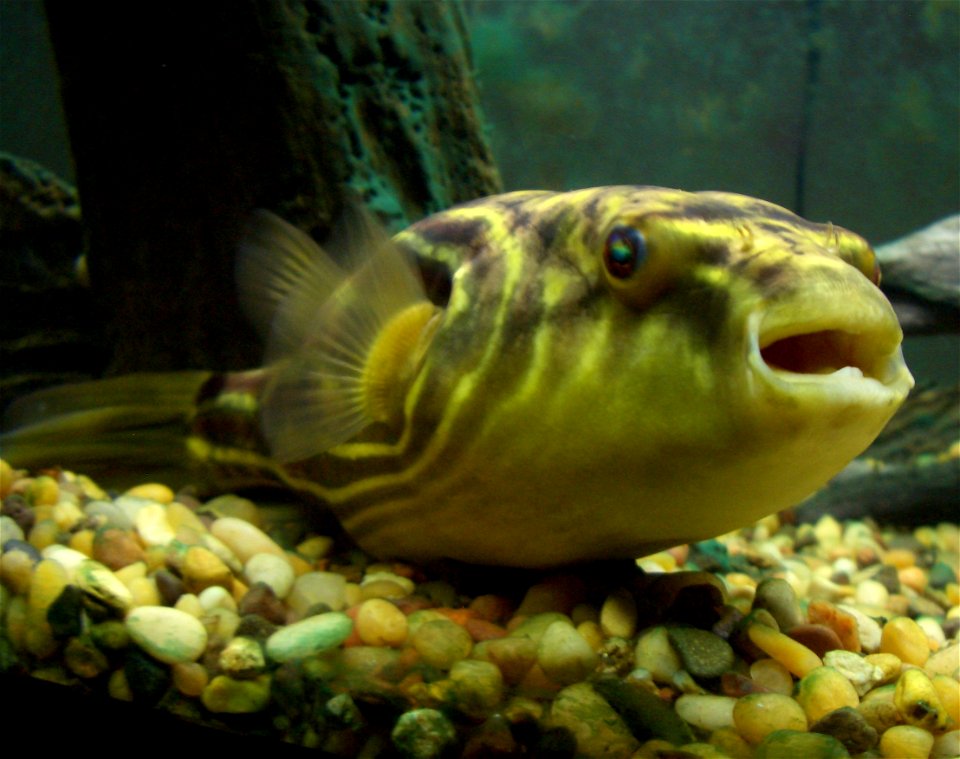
760,330,871,376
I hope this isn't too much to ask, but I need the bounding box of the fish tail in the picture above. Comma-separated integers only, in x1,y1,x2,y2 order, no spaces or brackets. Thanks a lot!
1,371,216,490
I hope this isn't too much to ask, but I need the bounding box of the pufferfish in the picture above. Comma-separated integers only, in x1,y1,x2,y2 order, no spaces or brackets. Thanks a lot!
2,187,914,567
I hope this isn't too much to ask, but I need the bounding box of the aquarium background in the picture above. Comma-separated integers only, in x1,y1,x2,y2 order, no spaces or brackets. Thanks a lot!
1,0,957,381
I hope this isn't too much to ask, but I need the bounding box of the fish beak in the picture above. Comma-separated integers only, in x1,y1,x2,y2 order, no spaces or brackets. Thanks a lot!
746,301,914,406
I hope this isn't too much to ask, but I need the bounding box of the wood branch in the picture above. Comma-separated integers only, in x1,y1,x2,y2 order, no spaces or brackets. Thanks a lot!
43,0,501,374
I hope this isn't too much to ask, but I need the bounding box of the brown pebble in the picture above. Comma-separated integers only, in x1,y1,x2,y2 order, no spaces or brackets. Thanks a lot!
721,671,770,697
239,582,287,626
466,618,508,642
788,623,845,658
154,569,186,606
93,528,146,570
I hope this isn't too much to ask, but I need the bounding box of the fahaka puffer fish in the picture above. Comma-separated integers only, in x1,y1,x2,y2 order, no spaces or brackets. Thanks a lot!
2,187,914,567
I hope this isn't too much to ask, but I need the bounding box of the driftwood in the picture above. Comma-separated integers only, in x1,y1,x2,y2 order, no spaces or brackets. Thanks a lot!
42,0,500,375
877,214,960,335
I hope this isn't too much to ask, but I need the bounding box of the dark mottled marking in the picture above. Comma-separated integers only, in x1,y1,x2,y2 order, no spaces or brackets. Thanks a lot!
751,262,793,293
668,278,732,349
412,216,490,254
697,242,731,267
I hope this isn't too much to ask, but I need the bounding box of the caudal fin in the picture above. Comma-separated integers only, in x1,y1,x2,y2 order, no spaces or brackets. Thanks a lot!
1,372,212,490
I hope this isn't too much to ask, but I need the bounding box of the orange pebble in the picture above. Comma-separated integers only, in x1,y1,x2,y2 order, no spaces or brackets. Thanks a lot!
807,600,861,652
897,566,928,594
437,607,477,627
882,549,916,569
465,618,508,642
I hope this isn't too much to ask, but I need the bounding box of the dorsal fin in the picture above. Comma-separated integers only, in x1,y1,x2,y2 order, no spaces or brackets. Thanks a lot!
236,208,438,463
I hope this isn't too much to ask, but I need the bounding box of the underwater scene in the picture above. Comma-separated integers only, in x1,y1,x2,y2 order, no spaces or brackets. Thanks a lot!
0,1,958,756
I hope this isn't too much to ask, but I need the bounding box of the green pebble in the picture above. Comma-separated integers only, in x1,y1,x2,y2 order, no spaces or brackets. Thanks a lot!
411,618,472,670
547,682,640,757
63,635,110,678
753,577,804,631
667,626,735,678
508,612,571,642
755,729,851,758
447,659,504,717
928,561,957,589
89,620,129,651
202,673,272,713
265,611,353,663
391,708,457,759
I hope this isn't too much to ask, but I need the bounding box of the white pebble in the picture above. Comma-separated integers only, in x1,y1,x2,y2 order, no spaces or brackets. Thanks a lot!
126,606,208,664
245,553,295,599
41,545,90,578
916,616,947,648
210,517,286,563
198,585,237,612
823,649,884,696
287,571,347,617
0,515,24,544
135,503,176,546
675,694,737,732
855,579,890,608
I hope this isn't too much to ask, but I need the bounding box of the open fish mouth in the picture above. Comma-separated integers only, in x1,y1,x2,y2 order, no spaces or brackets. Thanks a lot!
747,307,914,401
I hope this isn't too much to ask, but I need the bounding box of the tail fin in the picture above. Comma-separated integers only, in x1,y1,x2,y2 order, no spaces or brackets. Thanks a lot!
1,372,213,490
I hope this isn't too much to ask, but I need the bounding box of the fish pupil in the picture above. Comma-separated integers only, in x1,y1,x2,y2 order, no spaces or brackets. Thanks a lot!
604,226,646,279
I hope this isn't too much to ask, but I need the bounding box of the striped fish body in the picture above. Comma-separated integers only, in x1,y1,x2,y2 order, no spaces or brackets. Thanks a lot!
5,187,913,567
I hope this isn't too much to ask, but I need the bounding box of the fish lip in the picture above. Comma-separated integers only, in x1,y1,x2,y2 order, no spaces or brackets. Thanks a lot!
746,308,915,403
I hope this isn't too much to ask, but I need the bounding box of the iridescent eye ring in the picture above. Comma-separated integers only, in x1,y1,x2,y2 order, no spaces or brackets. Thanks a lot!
604,226,647,279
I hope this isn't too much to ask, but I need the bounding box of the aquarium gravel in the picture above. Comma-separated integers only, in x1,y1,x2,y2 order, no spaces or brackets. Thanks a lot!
1,458,958,758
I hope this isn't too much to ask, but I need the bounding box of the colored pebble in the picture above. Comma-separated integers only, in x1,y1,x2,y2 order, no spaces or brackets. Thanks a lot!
356,598,409,647
202,673,272,713
92,527,145,570
547,682,639,757
894,667,948,731
537,619,598,685
244,552,294,599
412,618,473,669
210,516,286,563
809,705,877,754
749,657,794,695
447,659,504,716
732,692,808,744
287,571,347,616
599,588,638,639
391,708,457,758
265,611,353,663
879,724,935,758
880,616,930,666
182,545,233,593
795,666,860,723
823,649,884,696
787,623,844,658
134,502,176,546
753,577,804,631
754,729,851,758
125,482,175,503
747,622,823,677
674,694,737,732
668,626,735,679
634,625,682,683
126,606,208,664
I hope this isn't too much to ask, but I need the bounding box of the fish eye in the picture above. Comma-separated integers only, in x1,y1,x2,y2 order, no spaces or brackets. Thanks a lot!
604,226,647,279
